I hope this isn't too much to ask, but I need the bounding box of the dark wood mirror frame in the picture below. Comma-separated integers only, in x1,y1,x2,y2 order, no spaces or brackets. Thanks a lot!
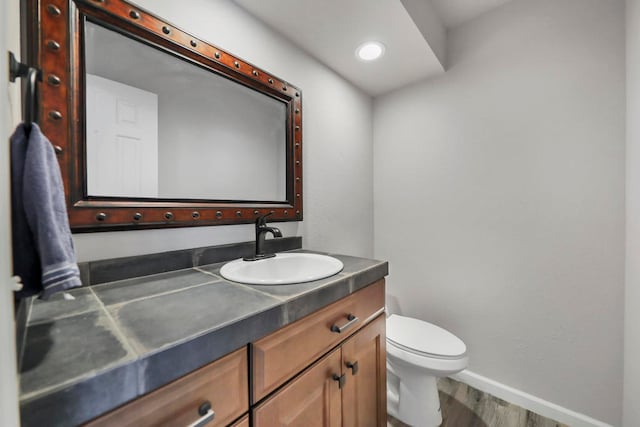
26,0,303,232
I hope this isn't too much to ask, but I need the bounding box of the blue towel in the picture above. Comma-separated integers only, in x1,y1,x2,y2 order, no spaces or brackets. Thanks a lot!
11,123,81,299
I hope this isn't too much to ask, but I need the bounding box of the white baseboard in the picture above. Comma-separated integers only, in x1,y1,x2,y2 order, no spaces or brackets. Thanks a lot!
450,370,613,427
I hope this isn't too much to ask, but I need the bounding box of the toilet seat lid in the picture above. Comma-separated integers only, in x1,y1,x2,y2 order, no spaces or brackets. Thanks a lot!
387,314,466,358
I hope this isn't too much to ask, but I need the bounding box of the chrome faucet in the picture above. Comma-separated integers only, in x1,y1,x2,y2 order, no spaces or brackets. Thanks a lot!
244,213,282,261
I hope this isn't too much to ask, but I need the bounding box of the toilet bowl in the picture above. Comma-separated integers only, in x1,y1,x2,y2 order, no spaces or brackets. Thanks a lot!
386,314,468,427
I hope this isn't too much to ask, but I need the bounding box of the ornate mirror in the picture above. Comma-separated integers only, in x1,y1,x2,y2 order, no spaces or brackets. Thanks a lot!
27,0,303,231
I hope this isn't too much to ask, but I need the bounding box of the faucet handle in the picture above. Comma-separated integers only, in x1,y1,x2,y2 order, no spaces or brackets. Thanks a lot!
256,212,273,226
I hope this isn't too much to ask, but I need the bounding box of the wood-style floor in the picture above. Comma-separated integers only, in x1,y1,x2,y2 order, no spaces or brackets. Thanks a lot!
387,377,569,427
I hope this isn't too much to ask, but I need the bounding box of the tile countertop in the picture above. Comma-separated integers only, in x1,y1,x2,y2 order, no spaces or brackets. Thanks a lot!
18,250,388,427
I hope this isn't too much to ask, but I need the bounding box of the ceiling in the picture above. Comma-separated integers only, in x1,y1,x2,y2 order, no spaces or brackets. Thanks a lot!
431,0,514,28
234,0,513,96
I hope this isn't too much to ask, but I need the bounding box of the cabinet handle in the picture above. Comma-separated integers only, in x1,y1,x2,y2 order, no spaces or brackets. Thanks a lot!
332,373,346,389
186,401,215,427
346,360,359,375
331,314,358,333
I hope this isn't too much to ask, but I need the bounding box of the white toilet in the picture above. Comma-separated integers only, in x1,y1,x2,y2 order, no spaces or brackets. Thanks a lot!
386,314,468,427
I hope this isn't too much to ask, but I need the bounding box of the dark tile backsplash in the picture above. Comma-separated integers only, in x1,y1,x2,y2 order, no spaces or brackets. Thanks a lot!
192,241,255,267
87,249,195,286
79,236,302,286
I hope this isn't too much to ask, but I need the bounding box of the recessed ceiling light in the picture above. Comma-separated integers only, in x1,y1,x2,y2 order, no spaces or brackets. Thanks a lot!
356,41,385,61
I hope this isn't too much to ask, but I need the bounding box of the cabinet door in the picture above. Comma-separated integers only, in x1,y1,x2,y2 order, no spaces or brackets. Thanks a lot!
252,280,385,402
341,314,387,427
253,347,342,427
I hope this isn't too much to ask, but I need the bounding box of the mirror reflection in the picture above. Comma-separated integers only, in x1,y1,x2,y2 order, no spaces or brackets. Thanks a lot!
84,21,287,201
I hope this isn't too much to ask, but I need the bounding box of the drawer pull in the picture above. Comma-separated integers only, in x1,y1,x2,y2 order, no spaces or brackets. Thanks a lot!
186,401,215,427
346,360,359,375
331,314,358,333
332,373,346,389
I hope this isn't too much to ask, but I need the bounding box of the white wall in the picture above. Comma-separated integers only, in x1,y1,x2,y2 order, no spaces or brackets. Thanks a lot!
74,0,374,261
374,0,625,424
2,0,22,424
625,0,640,426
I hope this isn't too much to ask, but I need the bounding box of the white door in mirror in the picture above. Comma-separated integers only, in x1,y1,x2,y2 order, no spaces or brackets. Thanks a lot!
219,253,344,285
86,74,159,198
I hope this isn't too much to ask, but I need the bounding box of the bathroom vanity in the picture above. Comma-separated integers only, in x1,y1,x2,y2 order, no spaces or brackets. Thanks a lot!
87,281,384,427
17,239,388,426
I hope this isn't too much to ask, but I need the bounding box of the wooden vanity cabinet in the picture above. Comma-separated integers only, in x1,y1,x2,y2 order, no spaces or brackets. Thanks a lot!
252,280,386,427
253,315,386,427
251,280,385,402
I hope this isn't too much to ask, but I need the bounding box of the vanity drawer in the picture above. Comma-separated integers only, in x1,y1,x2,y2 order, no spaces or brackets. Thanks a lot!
85,347,248,427
251,279,385,402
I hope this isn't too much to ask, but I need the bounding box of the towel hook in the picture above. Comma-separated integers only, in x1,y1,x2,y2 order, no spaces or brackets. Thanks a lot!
8,51,42,129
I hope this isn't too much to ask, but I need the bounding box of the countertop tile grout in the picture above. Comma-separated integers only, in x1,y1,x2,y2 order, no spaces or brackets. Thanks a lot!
26,305,100,327
138,300,285,359
193,267,288,302
88,287,139,358
90,266,210,290
99,278,223,309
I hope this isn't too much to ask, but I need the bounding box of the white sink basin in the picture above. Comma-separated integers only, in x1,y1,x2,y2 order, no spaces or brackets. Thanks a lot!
220,253,344,285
